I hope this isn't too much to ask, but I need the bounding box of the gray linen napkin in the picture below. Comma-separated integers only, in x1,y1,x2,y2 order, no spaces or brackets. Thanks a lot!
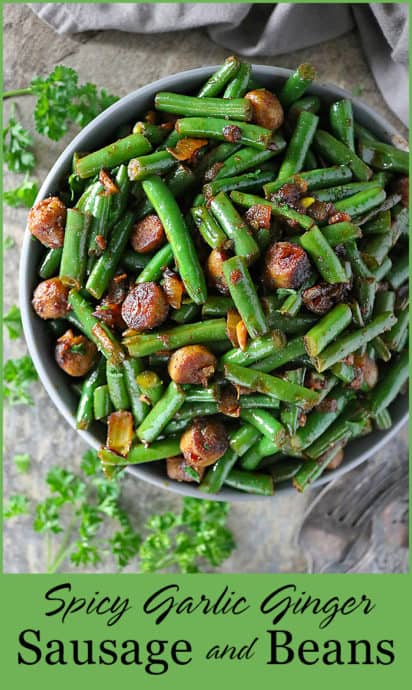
29,3,409,123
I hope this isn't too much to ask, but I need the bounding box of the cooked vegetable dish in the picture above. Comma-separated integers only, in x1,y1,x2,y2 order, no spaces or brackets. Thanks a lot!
28,58,409,496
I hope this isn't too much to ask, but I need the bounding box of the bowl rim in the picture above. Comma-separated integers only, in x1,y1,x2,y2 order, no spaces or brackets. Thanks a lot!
19,63,409,503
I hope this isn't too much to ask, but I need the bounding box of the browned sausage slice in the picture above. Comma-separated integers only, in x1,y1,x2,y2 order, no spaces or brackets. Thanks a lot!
28,196,67,248
121,282,169,330
263,241,311,290
180,418,229,467
32,278,70,320
168,345,216,385
130,214,165,254
245,89,284,131
55,329,97,377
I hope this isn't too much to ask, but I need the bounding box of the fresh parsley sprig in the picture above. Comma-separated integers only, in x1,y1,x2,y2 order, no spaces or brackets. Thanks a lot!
4,449,235,574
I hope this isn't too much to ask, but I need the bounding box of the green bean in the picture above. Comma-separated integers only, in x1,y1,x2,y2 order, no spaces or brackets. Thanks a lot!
314,181,379,203
121,250,152,274
59,209,91,286
137,382,186,443
300,226,347,283
304,148,318,170
214,145,283,179
75,134,152,178
331,361,356,384
68,290,123,362
123,318,228,357
135,164,196,220
136,370,165,406
240,408,285,445
329,99,355,150
198,56,241,97
278,290,302,317
176,117,274,150
369,349,408,416
240,435,279,470
387,253,408,290
357,139,409,173
304,304,352,357
293,440,348,491
277,111,319,181
156,92,252,121
222,256,268,337
76,357,106,429
383,309,408,352
230,191,315,230
133,121,171,147
241,395,281,410
221,330,286,367
262,304,317,335
354,122,378,143
200,447,238,494
87,196,113,274
370,336,391,363
250,337,306,373
362,230,394,269
196,142,242,179
224,62,252,98
93,384,113,420
202,296,235,318
270,458,304,483
224,468,274,495
191,206,230,250
279,63,316,106
210,192,260,262
391,203,408,237
108,165,130,227
372,257,392,282
374,291,396,315
204,169,276,199
100,437,181,467
354,276,377,322
122,358,149,426
170,301,200,324
106,361,130,411
345,239,373,278
288,95,321,121
313,129,372,181
128,151,176,181
313,312,397,372
333,186,386,218
142,177,207,303
264,165,352,196
164,402,220,434
39,248,63,279
85,211,134,299
280,368,306,435
135,243,174,284
229,424,261,456
290,387,353,451
224,362,319,407
321,222,362,246
374,408,392,430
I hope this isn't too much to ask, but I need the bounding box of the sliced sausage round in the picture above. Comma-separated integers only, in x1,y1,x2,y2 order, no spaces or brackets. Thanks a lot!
121,282,169,330
130,214,165,254
32,278,70,320
168,345,217,385
264,241,311,290
28,196,67,248
55,330,97,377
206,248,230,295
180,418,229,468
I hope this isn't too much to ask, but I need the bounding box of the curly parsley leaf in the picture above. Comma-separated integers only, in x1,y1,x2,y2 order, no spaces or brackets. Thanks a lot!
3,355,38,405
4,494,30,519
3,304,23,339
30,65,118,141
4,176,38,208
138,498,235,574
46,467,86,505
13,453,31,474
2,107,36,173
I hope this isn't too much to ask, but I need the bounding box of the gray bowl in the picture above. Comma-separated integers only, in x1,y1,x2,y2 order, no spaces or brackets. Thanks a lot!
20,65,408,502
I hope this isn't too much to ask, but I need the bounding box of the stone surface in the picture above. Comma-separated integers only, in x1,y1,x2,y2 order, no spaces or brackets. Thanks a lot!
3,4,408,574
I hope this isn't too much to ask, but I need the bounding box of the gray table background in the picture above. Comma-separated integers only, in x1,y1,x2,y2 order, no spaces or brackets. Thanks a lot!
3,3,408,573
